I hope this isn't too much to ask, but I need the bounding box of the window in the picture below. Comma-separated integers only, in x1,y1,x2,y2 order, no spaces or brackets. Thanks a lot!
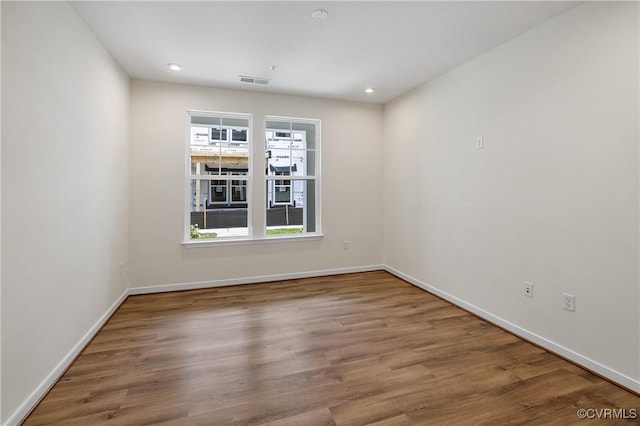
187,111,251,240
185,111,320,243
265,117,320,236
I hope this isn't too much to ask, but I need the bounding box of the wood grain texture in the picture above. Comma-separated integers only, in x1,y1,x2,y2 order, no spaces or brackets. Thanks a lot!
23,271,639,425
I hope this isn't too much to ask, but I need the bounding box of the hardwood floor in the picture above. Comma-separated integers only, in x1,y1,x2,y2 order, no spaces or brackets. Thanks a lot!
24,271,639,425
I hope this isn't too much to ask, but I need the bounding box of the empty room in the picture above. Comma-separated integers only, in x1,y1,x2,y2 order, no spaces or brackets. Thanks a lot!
1,1,639,425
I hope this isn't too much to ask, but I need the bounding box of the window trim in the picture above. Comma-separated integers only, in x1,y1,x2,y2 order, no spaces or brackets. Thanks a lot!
183,111,322,246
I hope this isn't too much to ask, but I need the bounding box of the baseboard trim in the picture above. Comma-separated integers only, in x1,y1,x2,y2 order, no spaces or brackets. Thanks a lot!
384,265,640,394
4,288,131,426
5,265,384,425
128,265,384,295
6,264,638,425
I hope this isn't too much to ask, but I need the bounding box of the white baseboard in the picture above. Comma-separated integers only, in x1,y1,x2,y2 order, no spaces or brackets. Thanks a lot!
6,263,637,426
384,265,640,394
3,264,383,425
128,264,384,295
3,288,130,426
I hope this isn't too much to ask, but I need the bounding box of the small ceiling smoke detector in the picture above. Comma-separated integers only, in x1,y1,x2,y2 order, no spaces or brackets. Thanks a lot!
239,75,270,85
311,9,329,21
167,63,182,71
365,87,375,94
269,65,279,71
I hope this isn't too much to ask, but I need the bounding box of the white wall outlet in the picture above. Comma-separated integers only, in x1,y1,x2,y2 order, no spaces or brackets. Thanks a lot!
523,282,533,298
475,136,484,149
563,293,575,311
119,262,124,276
343,240,349,250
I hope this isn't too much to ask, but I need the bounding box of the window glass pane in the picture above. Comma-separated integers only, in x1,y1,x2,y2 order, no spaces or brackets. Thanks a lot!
291,132,305,149
266,179,315,234
232,129,247,142
191,126,210,146
305,180,316,233
229,131,248,153
266,133,292,175
291,150,308,175
274,178,291,204
265,120,291,131
210,180,228,203
188,112,250,240
269,155,293,173
222,117,249,128
292,122,316,150
189,177,249,239
191,150,222,176
231,179,247,202
191,116,220,126
266,150,310,177
211,128,227,141
305,150,315,176
264,116,319,236
190,116,248,177
265,130,291,150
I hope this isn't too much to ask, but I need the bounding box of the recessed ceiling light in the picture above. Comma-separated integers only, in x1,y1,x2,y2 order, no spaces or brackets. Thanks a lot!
311,9,329,21
365,87,375,94
167,63,182,71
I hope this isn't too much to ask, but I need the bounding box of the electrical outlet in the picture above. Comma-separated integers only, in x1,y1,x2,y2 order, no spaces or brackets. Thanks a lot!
475,136,484,149
563,293,575,312
343,240,349,250
523,282,533,298
119,262,124,276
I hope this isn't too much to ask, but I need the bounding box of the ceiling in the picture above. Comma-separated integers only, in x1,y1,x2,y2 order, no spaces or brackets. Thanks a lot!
71,1,580,104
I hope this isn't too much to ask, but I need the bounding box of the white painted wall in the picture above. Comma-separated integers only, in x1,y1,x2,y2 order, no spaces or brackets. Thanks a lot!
0,2,3,420
384,2,639,387
1,2,130,422
1,1,638,422
129,80,383,288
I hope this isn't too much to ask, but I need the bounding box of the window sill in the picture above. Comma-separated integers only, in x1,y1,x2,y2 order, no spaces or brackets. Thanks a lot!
182,233,324,248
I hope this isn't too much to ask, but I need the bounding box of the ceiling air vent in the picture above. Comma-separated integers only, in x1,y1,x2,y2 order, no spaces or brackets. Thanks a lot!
239,75,270,85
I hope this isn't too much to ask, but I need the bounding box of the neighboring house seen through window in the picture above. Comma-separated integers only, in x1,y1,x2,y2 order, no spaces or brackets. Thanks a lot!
186,111,320,242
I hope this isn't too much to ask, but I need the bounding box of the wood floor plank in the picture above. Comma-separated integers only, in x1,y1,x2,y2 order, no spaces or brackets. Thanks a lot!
22,271,639,425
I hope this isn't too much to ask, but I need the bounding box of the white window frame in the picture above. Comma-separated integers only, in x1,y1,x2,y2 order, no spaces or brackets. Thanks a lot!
183,111,322,246
264,115,322,238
